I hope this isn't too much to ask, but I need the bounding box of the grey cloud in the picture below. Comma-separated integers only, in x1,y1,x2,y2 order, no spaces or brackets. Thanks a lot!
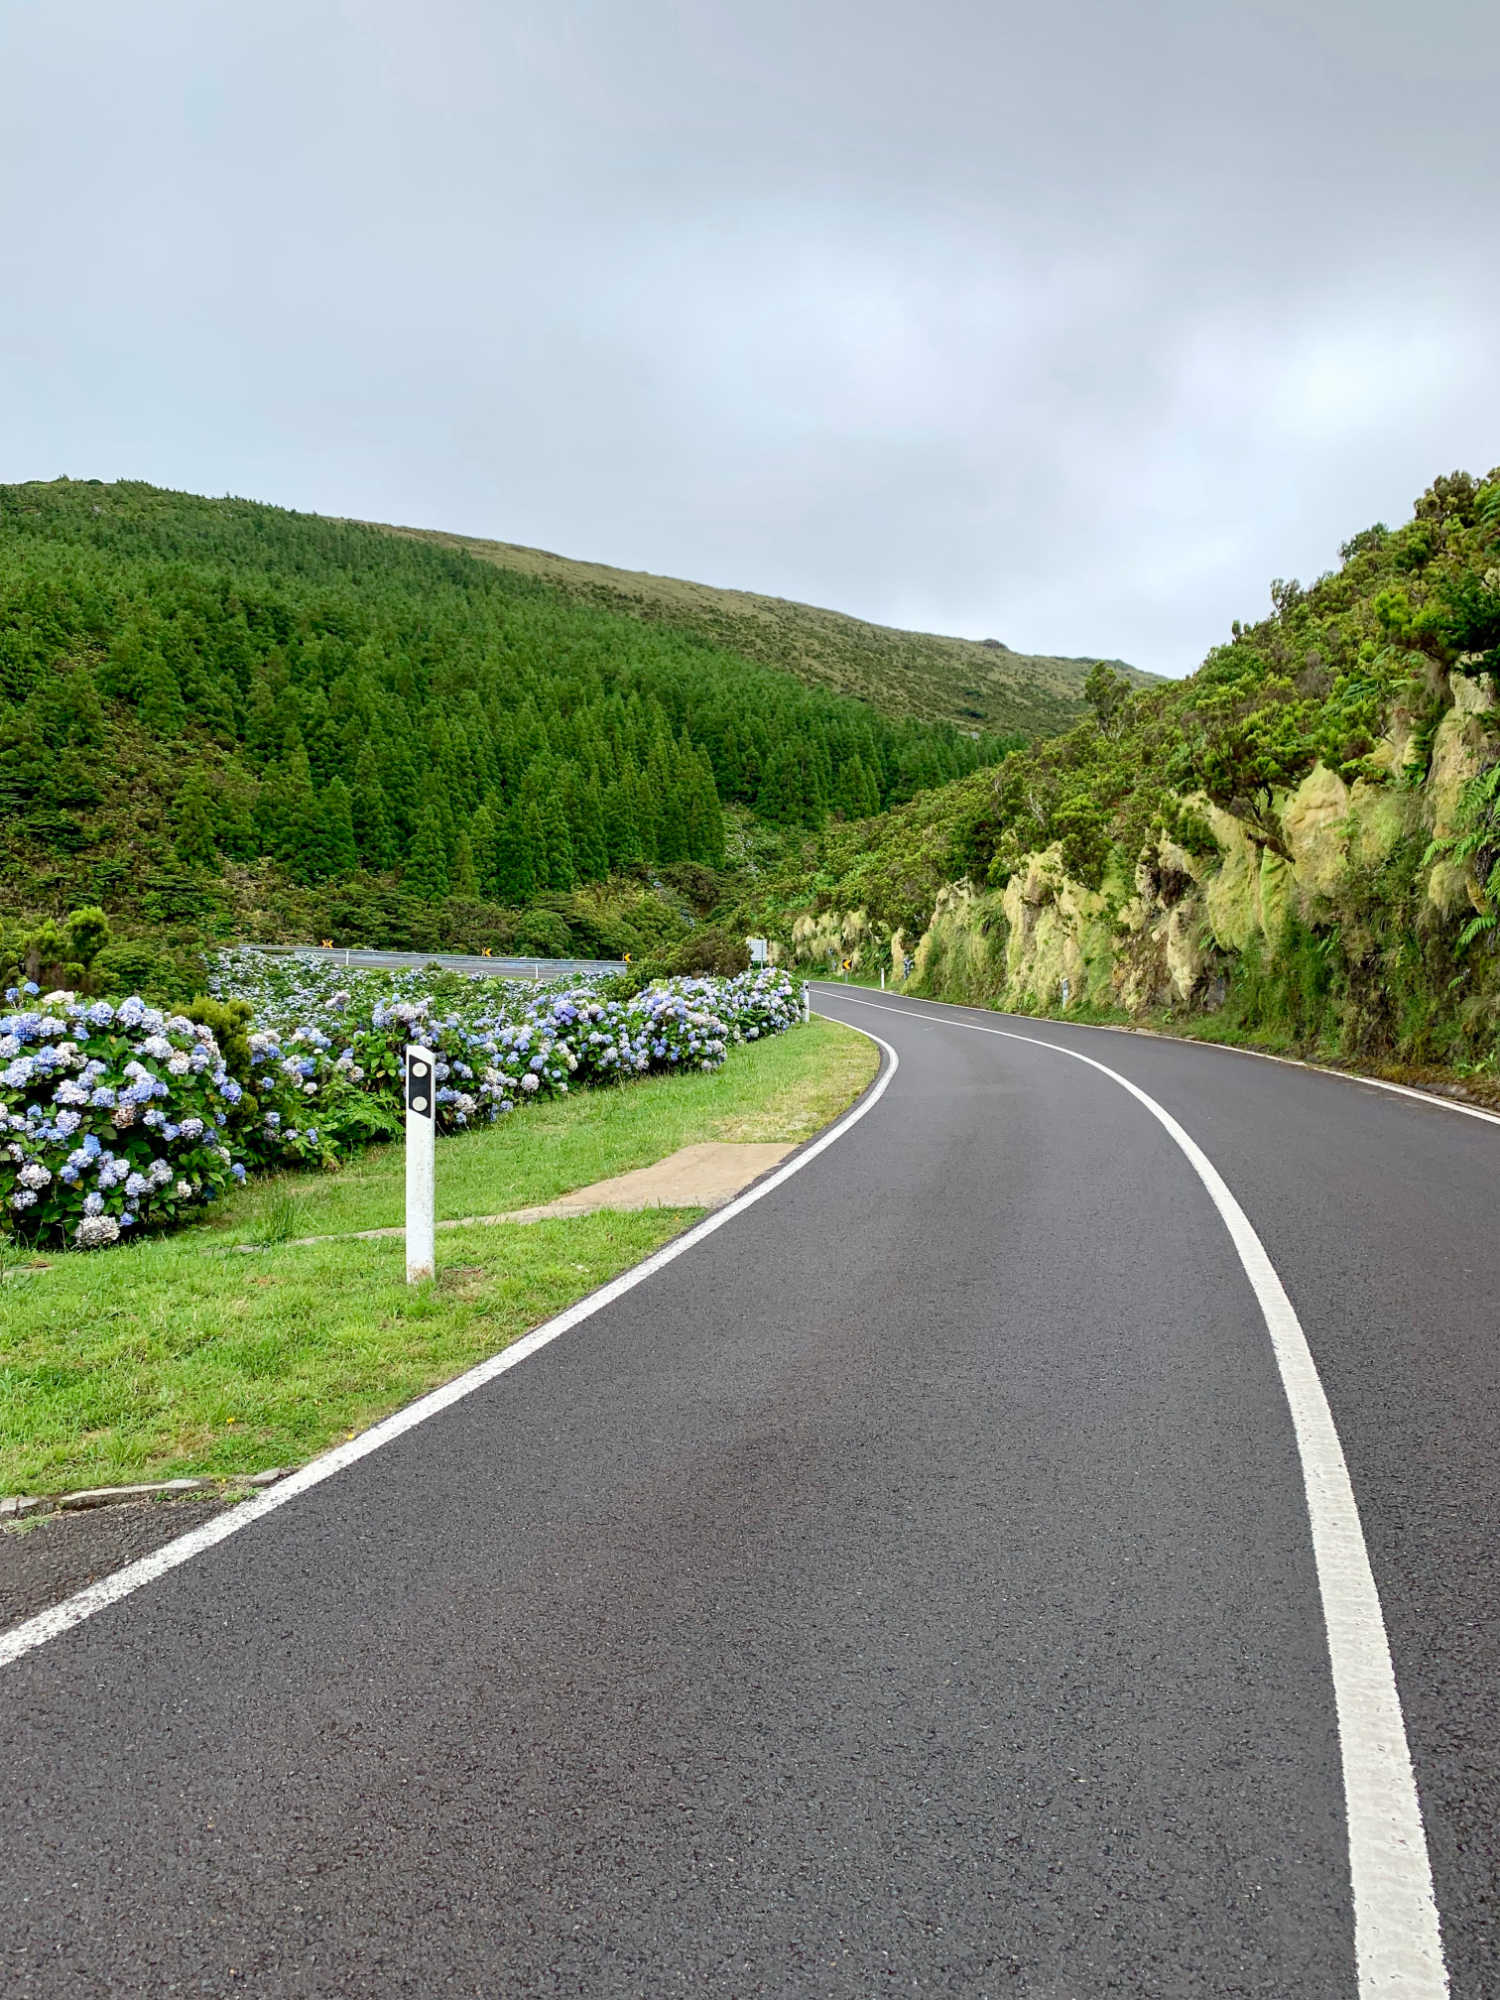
3,0,1497,675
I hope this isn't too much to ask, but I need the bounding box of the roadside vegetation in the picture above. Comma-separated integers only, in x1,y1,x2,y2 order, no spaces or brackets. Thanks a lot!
0,951,803,1250
745,469,1500,1076
0,1014,878,1496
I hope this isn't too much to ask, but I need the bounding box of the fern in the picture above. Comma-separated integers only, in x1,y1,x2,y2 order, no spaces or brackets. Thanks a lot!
1425,757,1500,951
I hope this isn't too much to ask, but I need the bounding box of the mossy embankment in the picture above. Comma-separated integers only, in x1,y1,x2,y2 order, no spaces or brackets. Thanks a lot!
738,470,1500,1079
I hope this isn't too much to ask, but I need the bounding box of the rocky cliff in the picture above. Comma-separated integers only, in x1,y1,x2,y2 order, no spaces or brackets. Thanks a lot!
770,473,1500,1067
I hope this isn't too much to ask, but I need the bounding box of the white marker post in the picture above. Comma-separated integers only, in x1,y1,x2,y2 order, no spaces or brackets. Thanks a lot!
405,1045,436,1284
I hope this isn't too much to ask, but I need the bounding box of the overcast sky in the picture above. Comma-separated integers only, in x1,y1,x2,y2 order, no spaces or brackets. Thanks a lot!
3,1,1497,676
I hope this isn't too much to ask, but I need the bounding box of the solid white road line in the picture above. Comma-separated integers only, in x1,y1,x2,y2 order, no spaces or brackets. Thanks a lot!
822,983,1500,1128
0,1025,899,1673
826,990,1449,1999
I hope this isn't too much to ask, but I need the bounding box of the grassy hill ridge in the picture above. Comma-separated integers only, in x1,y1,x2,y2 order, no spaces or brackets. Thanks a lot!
0,477,1042,978
371,520,1150,738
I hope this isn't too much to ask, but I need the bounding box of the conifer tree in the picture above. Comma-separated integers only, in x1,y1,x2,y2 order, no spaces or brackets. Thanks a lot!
540,788,576,890
451,831,479,900
405,806,450,902
649,743,687,862
351,748,395,869
757,742,797,825
173,769,219,869
242,672,283,766
689,746,726,865
380,743,421,847
635,768,661,863
522,800,548,892
321,776,358,878
493,804,537,903
283,749,324,883
600,777,637,867
140,656,186,736
469,801,498,897
98,627,152,704
572,773,609,881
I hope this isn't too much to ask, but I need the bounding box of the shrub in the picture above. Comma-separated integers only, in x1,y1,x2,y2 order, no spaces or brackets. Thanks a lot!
2,953,806,1250
664,927,751,977
1,988,244,1247
91,937,208,1006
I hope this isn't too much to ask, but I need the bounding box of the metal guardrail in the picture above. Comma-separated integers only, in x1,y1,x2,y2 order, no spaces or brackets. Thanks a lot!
239,945,627,982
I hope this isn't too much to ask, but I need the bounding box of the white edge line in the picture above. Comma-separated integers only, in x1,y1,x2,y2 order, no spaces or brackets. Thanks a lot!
0,1024,899,1672
817,984,1500,1128
823,988,1450,1998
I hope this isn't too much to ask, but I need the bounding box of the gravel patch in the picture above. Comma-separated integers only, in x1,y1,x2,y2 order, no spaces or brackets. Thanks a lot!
1,1496,236,1631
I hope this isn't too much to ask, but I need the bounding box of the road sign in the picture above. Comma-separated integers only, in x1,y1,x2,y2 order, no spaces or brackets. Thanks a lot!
747,936,769,965
405,1045,436,1283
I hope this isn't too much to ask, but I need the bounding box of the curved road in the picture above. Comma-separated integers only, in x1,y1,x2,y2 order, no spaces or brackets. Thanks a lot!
3,988,1497,1995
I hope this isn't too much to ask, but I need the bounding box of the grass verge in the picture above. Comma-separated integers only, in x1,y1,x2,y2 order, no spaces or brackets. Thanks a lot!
1,1017,878,1495
203,1013,874,1243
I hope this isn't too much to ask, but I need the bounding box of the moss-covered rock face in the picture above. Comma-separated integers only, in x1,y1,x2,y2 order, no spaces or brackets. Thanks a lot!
781,650,1499,1057
1202,806,1263,954
1282,764,1351,900
1345,778,1413,870
1429,679,1498,839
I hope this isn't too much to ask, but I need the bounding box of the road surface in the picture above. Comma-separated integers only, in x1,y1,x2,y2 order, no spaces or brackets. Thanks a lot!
2,986,1496,1996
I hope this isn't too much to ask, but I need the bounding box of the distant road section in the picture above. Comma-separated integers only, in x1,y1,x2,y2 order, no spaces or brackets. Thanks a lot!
248,944,626,982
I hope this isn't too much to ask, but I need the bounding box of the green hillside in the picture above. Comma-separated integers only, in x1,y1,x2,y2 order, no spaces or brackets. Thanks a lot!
375,521,1148,737
0,478,1026,973
743,469,1500,1076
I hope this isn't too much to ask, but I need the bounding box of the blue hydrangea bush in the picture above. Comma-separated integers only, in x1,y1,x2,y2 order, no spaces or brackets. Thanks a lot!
2,957,804,1249
1,989,245,1249
218,956,802,1167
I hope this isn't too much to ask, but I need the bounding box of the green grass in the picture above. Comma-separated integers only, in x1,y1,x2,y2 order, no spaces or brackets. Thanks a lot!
198,1013,874,1244
0,1019,878,1495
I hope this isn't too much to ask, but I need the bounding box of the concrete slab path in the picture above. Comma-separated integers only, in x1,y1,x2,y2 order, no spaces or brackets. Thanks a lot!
235,1141,797,1249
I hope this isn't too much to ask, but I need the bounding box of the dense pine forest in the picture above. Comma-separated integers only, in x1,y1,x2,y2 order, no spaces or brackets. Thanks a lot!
0,479,1016,970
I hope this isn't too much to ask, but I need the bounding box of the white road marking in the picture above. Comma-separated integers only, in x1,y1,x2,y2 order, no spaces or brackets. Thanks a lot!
0,1026,898,1672
826,990,1449,1998
830,984,1500,1127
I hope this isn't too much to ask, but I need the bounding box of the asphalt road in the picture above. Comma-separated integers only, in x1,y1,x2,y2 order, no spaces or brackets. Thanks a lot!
3,988,1496,1997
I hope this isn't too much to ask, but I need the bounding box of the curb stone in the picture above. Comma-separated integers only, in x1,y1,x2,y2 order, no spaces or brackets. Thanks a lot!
1,1467,292,1524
